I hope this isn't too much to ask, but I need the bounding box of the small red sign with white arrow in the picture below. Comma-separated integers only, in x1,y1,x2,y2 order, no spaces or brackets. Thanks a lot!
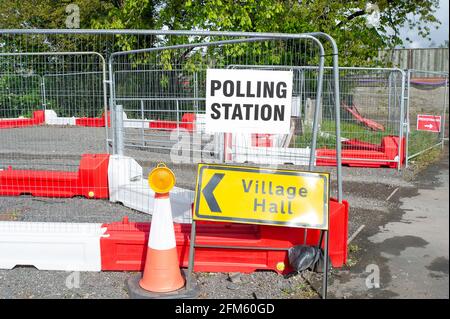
417,114,441,133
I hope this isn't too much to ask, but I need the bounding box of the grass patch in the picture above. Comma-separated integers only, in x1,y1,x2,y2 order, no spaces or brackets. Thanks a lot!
291,282,318,299
407,130,441,158
348,244,360,253
346,257,358,267
405,146,442,178
345,244,361,268
0,210,22,221
295,119,396,149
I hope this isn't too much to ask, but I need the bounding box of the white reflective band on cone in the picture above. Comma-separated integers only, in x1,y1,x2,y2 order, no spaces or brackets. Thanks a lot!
148,197,177,250
0,222,106,271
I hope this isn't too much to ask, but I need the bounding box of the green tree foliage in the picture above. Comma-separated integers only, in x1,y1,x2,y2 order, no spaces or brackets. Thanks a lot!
154,0,441,66
0,0,441,66
0,0,110,29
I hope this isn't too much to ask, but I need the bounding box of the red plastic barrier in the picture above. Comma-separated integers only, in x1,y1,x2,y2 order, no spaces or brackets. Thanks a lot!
0,154,110,198
100,198,348,274
181,113,195,132
317,136,405,168
252,134,273,147
383,135,406,167
342,139,382,152
149,120,179,130
149,113,196,132
0,110,45,129
75,111,111,127
343,103,385,132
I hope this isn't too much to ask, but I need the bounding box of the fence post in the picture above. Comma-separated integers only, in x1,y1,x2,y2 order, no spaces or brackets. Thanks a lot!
398,70,406,171
176,99,180,139
193,71,198,113
116,104,125,156
308,53,325,170
141,99,145,147
388,72,392,122
40,75,47,110
441,77,449,147
404,70,411,168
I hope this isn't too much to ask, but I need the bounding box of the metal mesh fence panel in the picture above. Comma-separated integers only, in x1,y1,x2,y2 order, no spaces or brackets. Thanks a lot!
0,30,343,223
321,67,405,167
228,65,405,167
0,52,107,172
43,71,105,118
111,36,327,168
0,51,109,205
107,33,340,221
405,70,449,164
0,73,42,118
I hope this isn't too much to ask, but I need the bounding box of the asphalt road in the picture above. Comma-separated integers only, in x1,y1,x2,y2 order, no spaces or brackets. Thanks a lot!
329,145,449,298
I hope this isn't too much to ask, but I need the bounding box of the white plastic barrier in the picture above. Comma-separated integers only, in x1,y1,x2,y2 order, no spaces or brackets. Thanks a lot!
108,155,194,224
231,133,311,166
233,145,311,165
45,110,76,125
195,114,311,165
0,222,106,271
123,118,151,128
44,109,151,128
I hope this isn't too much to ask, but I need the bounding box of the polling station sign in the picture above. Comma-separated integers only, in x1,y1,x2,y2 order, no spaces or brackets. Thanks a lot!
193,164,330,230
205,69,293,134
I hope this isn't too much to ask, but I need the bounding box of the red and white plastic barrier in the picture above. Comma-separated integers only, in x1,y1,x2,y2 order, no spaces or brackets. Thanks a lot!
0,153,193,222
44,110,112,127
44,109,189,129
165,113,312,165
229,133,311,166
0,110,45,129
0,221,106,271
44,110,76,126
216,132,405,169
0,154,110,198
101,198,348,274
316,136,406,168
0,110,354,274
0,198,349,273
193,113,405,168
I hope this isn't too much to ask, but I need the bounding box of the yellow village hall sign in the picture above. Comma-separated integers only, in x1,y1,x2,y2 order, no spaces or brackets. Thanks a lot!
193,164,330,230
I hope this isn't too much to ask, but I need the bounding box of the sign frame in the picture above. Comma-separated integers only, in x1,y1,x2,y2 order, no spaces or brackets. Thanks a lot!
186,163,331,299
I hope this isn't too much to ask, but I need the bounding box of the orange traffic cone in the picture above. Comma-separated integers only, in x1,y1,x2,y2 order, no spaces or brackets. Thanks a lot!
126,163,198,299
139,163,185,292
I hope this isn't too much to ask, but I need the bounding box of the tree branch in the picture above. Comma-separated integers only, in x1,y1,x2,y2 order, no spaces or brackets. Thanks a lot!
336,9,366,28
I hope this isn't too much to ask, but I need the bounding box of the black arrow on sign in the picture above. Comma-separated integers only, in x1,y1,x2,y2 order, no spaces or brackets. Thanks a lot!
202,173,224,213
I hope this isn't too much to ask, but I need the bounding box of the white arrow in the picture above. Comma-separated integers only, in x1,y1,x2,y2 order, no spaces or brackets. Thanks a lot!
424,124,434,129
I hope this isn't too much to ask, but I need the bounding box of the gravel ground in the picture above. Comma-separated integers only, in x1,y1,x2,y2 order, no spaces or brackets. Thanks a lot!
0,268,321,299
0,125,417,299
0,196,149,223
